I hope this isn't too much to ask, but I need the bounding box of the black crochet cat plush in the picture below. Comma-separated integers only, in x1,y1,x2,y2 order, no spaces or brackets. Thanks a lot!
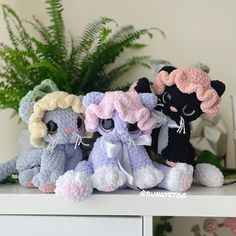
131,65,225,192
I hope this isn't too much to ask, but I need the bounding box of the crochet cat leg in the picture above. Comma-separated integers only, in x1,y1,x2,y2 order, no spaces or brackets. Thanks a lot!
129,146,164,189
89,139,126,192
16,148,42,187
32,147,66,193
194,163,224,187
154,162,193,192
18,166,40,188
0,157,17,182
55,160,94,201
0,148,41,186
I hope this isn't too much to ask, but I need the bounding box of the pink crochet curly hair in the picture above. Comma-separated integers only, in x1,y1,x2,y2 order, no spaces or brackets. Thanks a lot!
84,91,156,132
153,67,221,116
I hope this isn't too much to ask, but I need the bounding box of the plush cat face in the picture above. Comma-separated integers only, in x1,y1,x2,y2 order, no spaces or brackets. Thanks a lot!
97,111,143,143
83,91,157,143
19,91,85,148
155,66,226,123
43,107,85,145
156,84,203,123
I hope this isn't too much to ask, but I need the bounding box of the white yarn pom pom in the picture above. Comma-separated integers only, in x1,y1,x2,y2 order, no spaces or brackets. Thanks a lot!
55,170,93,201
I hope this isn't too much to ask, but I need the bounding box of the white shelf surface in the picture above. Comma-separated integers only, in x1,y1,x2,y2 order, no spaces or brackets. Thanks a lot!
0,184,236,217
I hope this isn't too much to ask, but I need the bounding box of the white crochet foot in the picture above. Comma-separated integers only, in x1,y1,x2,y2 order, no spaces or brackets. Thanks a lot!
159,163,193,192
194,163,224,187
134,165,164,189
55,170,93,201
91,166,126,192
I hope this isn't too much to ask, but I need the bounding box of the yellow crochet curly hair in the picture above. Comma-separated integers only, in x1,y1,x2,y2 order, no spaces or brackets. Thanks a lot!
29,91,85,148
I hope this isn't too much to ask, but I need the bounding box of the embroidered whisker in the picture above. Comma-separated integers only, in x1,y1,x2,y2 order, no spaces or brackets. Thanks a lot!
74,134,91,149
47,135,61,153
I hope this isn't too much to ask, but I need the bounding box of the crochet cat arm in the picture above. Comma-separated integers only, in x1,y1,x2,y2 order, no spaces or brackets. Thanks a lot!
64,144,83,171
32,146,66,192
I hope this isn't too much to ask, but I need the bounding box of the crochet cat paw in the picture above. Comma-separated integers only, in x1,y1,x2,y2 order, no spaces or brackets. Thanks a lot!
91,166,126,192
134,166,164,189
19,167,40,188
25,181,37,189
160,163,193,192
55,170,93,201
194,163,224,187
32,170,61,189
39,183,56,193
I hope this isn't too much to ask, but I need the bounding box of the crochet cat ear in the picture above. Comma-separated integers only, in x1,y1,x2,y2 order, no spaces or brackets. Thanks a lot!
211,80,226,97
19,101,36,123
139,93,157,110
82,92,105,107
131,77,152,93
18,79,59,123
159,65,177,74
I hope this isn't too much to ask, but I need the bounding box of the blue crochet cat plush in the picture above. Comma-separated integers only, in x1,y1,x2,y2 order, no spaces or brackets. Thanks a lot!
0,79,57,188
0,81,85,193
55,91,164,201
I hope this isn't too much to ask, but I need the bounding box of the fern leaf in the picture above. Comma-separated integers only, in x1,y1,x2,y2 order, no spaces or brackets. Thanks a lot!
110,25,135,41
25,15,52,43
1,4,32,51
76,17,117,58
45,0,66,62
77,29,153,91
108,56,150,81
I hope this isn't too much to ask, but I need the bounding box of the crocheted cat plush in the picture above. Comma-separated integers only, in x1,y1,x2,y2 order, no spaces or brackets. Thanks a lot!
0,79,58,188
55,91,164,201
0,84,85,193
27,91,86,193
132,65,225,191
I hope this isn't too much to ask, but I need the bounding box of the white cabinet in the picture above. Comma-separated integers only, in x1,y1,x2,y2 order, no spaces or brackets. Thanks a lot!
1,184,236,236
0,216,142,236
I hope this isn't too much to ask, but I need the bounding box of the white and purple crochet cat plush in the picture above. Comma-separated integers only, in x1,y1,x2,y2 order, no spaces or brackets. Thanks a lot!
55,91,164,201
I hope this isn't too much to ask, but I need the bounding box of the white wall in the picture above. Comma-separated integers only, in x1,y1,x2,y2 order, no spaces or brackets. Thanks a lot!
0,0,235,166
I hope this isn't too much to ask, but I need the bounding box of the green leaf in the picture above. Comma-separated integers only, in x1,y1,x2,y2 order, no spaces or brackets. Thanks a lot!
196,150,223,169
0,1,164,114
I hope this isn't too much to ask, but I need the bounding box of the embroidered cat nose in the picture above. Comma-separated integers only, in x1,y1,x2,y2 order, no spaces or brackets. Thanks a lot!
64,127,73,135
170,106,178,112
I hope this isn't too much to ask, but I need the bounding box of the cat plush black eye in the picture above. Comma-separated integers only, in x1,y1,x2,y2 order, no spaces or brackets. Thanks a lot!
182,105,195,116
127,122,139,133
77,117,83,129
162,91,172,104
46,120,58,134
101,119,114,131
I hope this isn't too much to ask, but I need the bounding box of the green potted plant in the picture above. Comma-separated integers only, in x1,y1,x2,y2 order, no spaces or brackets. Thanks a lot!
0,0,164,115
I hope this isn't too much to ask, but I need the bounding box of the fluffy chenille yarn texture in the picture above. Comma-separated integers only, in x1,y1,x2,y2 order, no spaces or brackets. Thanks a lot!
153,67,221,116
55,91,164,201
29,91,85,148
0,82,85,193
27,91,85,193
83,91,157,132
0,79,59,188
132,65,226,192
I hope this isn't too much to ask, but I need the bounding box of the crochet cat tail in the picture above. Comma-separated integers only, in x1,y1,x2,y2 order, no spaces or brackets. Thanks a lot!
0,157,17,182
194,163,224,187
